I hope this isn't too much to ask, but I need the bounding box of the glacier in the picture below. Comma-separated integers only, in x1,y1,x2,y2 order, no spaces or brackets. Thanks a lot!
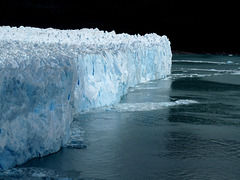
0,26,172,170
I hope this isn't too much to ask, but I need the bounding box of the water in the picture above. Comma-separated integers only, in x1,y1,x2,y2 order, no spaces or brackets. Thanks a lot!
1,54,240,179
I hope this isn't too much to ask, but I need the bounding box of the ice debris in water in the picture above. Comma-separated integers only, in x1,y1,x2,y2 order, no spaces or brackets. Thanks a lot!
0,26,172,170
67,141,87,149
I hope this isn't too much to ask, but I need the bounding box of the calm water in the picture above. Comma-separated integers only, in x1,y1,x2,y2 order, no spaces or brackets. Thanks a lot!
2,54,240,179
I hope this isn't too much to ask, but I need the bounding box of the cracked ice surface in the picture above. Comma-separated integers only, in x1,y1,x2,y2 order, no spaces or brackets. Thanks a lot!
0,26,172,170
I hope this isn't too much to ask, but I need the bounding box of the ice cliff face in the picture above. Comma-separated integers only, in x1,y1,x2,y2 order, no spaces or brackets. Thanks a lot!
0,26,172,170
75,41,172,112
0,41,77,170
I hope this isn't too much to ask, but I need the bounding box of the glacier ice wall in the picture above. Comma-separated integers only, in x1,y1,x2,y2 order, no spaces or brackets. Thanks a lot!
0,41,77,170
73,30,172,112
0,26,172,170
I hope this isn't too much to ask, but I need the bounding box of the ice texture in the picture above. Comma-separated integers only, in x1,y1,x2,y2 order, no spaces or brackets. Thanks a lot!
0,26,172,170
0,41,77,171
74,31,172,112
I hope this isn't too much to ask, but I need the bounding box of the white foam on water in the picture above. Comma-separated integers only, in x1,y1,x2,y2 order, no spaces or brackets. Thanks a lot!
80,99,198,113
112,100,198,112
231,71,240,75
173,60,237,65
187,68,237,73
133,87,163,90
171,73,212,79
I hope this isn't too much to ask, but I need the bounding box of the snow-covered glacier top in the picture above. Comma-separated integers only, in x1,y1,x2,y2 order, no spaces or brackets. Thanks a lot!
0,26,170,48
0,26,171,171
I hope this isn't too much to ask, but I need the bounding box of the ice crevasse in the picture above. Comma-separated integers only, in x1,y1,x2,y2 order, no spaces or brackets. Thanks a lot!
0,26,172,170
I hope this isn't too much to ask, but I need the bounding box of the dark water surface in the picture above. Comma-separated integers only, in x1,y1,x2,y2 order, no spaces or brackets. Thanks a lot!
2,54,240,179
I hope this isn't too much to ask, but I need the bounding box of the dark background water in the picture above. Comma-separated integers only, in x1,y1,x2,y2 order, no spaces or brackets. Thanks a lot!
1,54,238,179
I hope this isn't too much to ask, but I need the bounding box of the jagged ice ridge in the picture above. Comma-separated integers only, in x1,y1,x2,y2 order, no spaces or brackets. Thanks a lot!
0,26,172,170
